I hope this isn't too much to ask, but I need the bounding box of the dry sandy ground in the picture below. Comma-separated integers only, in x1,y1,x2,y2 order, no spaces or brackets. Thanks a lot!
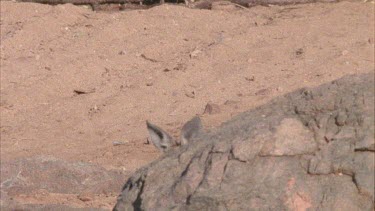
0,0,374,209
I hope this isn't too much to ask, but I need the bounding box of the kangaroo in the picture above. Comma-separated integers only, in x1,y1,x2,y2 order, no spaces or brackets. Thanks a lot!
146,116,202,152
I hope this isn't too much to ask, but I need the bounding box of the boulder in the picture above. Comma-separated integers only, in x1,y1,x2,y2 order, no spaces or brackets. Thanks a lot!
114,73,374,210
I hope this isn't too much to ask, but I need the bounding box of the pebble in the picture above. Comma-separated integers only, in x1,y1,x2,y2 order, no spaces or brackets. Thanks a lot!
185,90,195,98
113,141,128,146
203,103,220,114
341,50,349,56
78,193,93,202
190,49,202,58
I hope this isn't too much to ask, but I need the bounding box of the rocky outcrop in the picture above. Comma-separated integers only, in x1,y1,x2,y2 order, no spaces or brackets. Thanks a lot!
114,73,374,210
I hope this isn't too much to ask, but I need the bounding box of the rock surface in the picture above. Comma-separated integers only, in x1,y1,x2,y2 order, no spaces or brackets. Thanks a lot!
114,73,374,210
0,156,127,210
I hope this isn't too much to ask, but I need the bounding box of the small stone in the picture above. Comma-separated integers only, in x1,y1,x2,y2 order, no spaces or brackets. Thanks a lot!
295,48,304,56
113,141,128,146
173,63,184,71
74,89,95,95
190,49,202,58
341,50,349,56
118,50,127,55
255,88,271,96
78,193,93,202
146,82,153,86
185,90,195,98
203,103,220,114
245,76,255,81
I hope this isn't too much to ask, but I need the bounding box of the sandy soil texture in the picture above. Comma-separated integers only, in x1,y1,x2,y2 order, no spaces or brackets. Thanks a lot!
1,0,374,209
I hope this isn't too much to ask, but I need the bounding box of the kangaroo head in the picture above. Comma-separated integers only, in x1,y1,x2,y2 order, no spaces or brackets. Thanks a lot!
146,116,202,152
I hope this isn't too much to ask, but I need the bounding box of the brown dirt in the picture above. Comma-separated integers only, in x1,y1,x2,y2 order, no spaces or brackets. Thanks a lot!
0,0,374,209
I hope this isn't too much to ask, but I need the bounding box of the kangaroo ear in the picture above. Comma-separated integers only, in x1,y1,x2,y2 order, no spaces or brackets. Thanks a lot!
146,121,174,152
180,116,202,145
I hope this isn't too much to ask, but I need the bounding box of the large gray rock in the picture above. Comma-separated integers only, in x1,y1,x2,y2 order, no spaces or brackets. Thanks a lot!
114,73,374,210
